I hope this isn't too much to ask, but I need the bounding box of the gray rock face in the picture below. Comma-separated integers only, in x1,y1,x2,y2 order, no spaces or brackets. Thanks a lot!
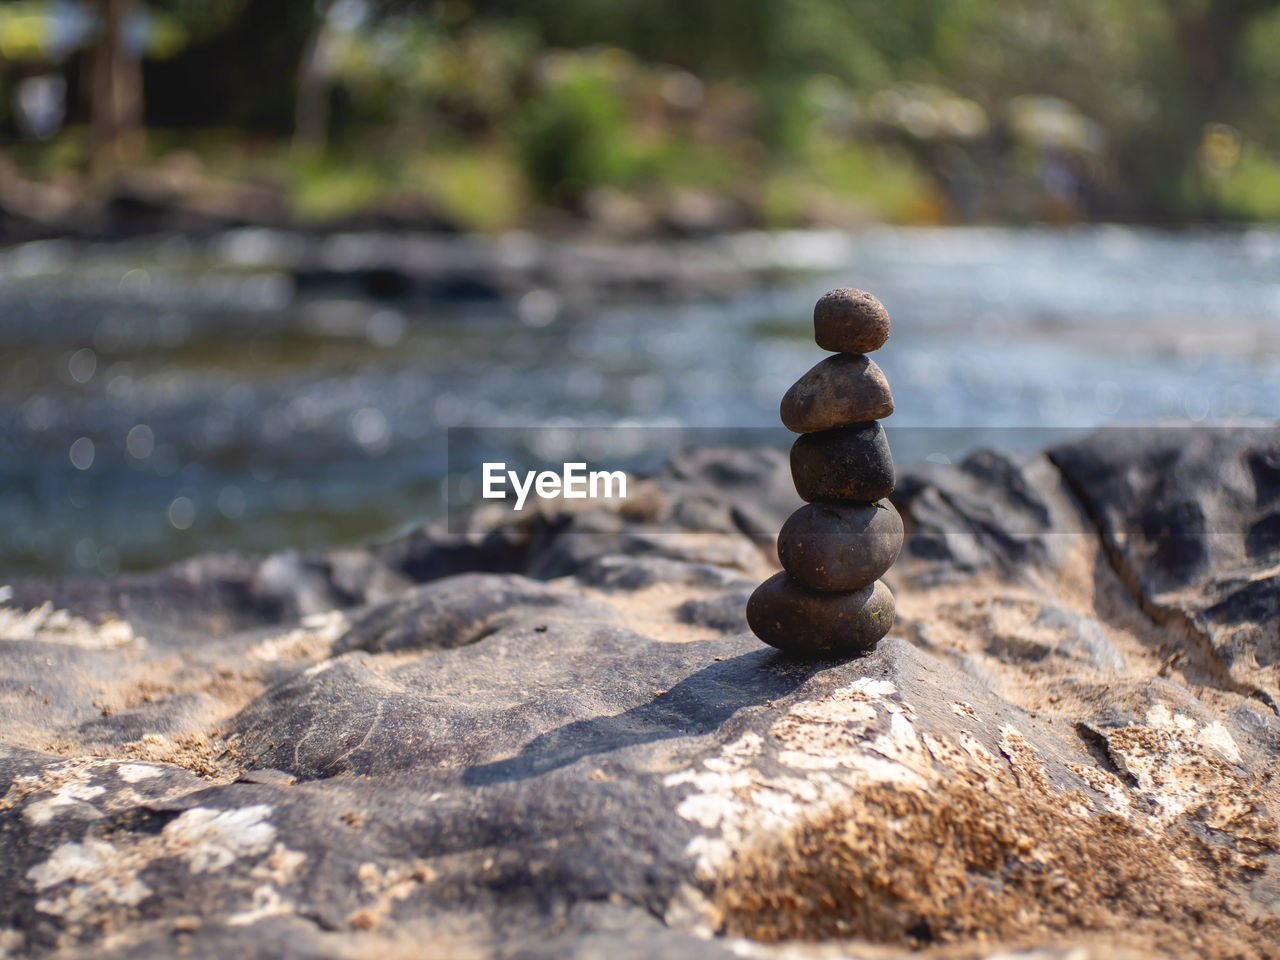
892,445,1087,578
1048,427,1280,711
333,574,622,654
2,426,1279,960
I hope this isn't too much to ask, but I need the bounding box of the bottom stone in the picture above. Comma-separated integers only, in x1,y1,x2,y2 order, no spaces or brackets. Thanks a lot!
746,573,895,657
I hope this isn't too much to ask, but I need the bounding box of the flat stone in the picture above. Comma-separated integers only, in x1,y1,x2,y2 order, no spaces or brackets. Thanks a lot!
746,573,896,656
791,421,894,503
780,354,894,434
777,500,903,591
814,287,890,354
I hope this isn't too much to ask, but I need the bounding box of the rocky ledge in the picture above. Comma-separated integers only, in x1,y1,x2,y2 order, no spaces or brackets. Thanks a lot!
1,426,1278,959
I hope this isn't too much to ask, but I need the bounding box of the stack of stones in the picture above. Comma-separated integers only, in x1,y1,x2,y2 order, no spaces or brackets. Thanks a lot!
747,288,902,657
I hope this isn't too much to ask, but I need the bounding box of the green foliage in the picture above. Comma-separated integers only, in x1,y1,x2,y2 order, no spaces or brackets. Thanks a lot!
759,130,934,227
332,0,1280,223
289,154,393,221
16,0,1280,225
1215,143,1280,220
333,18,536,137
470,0,788,77
410,148,528,229
282,143,527,230
1239,5,1280,147
510,50,633,205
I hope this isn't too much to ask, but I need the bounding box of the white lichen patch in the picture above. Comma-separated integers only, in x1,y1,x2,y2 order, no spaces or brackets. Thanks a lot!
27,838,152,922
958,729,999,767
4,758,201,827
1101,706,1248,825
162,805,277,873
849,677,898,698
922,730,978,771
1144,703,1240,756
248,610,350,662
252,843,307,885
22,775,106,826
226,884,293,926
771,680,926,775
663,674,1157,897
303,659,337,679
664,678,946,879
1190,719,1242,765
0,601,138,649
212,844,309,927
116,763,162,783
0,928,25,958
343,858,436,930
998,725,1052,795
24,803,296,927
1066,762,1133,819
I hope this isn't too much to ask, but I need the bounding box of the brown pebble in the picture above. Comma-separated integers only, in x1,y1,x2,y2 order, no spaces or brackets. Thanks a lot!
790,422,894,503
777,500,904,592
746,574,895,656
780,354,893,434
814,288,890,354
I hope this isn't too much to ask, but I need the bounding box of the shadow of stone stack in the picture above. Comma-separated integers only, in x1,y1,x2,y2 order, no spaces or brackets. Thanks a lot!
747,288,902,657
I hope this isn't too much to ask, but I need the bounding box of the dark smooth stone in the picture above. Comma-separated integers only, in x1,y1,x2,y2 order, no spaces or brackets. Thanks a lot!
780,354,894,434
790,422,894,503
814,287,890,354
746,573,895,656
777,500,904,591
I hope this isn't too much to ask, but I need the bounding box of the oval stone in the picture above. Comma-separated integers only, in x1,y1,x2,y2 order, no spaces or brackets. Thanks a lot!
777,500,903,591
746,573,895,656
814,287,890,354
780,354,894,434
791,422,894,502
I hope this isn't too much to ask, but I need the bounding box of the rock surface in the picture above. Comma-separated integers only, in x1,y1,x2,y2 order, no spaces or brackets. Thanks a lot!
2,426,1279,960
779,354,894,434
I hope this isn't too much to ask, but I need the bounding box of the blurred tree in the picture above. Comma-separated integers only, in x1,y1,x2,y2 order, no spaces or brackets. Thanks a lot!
14,0,1280,223
85,0,144,169
143,0,319,132
294,0,338,151
1165,0,1280,214
511,50,630,205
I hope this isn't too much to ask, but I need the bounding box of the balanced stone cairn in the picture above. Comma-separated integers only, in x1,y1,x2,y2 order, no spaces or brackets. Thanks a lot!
747,288,902,657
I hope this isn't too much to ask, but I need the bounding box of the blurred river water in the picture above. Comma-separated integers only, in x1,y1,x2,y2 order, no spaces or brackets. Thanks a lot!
3,225,1279,578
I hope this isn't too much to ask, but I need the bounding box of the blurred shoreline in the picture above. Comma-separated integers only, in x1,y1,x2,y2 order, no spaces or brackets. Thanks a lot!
9,0,1280,248
4,151,1279,251
4,222,1279,580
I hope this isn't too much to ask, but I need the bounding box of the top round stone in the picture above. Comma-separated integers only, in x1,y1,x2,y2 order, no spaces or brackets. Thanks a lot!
813,288,890,354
